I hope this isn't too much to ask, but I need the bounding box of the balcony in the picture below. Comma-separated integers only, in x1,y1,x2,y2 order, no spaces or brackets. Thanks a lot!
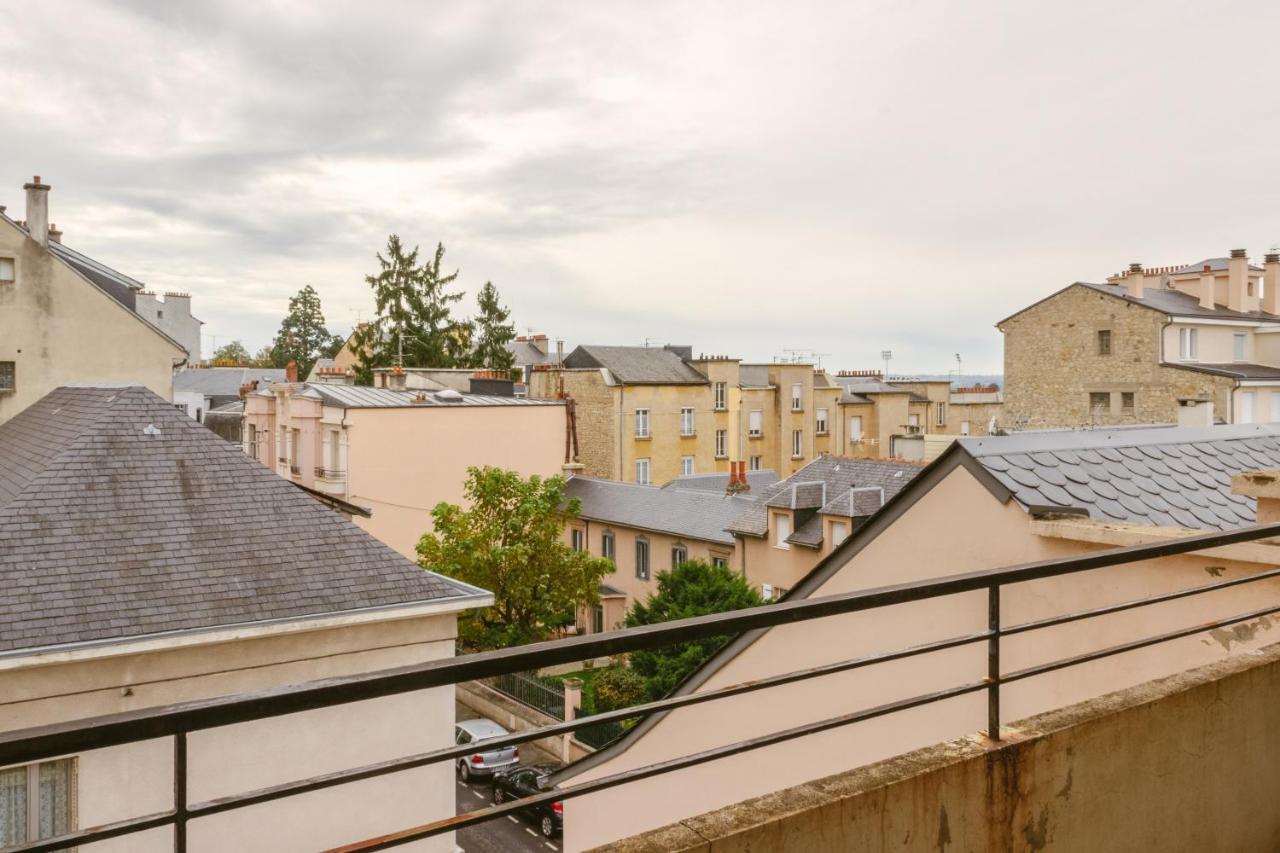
4,522,1280,852
314,467,348,495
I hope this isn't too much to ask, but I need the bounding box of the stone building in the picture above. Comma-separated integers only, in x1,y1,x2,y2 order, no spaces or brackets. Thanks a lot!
134,290,203,361
999,251,1280,429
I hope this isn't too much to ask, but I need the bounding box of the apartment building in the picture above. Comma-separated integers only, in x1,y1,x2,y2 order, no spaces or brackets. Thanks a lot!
1000,250,1280,429
0,177,187,424
529,345,832,484
243,381,566,558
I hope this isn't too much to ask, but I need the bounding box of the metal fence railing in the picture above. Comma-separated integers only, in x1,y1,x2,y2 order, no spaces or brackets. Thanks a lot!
5,521,1280,852
482,670,566,720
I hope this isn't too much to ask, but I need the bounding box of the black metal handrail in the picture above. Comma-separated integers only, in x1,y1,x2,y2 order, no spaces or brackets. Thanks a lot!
5,520,1280,853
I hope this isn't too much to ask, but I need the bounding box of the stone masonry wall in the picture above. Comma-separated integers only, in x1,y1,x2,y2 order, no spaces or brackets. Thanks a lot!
530,367,618,479
1001,285,1232,429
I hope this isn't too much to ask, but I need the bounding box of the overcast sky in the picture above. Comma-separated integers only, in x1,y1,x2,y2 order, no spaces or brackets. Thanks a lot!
5,1,1280,373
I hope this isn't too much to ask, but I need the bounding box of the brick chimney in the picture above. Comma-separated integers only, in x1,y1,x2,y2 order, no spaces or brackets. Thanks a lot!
1199,263,1215,310
286,360,298,383
1126,262,1145,298
1265,254,1280,315
23,176,50,249
1228,249,1248,312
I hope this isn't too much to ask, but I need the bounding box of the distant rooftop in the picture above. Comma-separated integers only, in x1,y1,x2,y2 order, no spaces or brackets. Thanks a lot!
661,470,780,493
565,476,757,545
563,345,707,385
276,383,561,409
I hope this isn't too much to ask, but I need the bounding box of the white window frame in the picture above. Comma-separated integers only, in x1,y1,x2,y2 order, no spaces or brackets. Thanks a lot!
570,528,585,551
0,256,15,283
749,455,762,471
0,757,76,845
830,520,849,545
1234,332,1247,362
246,424,259,459
762,583,774,601
791,429,803,458
791,383,803,411
935,401,946,427
1179,327,1199,361
601,530,615,562
748,409,763,437
635,408,650,438
1239,391,1256,424
774,512,791,550
849,415,863,442
714,429,727,458
714,381,727,411
671,543,688,568
815,407,828,435
907,413,920,427
680,407,695,436
635,457,651,485
635,537,650,580
680,455,695,476
960,420,971,436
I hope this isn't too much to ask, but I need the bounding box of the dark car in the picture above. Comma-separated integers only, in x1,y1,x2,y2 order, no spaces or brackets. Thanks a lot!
491,764,563,838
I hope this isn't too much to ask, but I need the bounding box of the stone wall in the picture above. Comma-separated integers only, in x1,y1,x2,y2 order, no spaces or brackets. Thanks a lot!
531,368,619,479
1001,285,1231,429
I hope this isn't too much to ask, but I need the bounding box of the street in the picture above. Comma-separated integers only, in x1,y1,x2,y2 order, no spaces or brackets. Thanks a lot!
455,702,563,853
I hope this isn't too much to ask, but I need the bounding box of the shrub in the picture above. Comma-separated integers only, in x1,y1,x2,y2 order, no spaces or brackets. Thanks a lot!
592,666,648,714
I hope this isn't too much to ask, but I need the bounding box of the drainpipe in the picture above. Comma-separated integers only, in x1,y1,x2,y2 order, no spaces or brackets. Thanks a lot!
618,384,625,481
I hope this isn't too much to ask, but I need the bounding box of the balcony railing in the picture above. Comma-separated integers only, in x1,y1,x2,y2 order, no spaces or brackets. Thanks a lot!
315,467,346,480
4,521,1280,852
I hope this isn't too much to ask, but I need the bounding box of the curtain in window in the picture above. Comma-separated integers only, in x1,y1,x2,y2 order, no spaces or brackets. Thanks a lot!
0,766,27,846
38,761,72,839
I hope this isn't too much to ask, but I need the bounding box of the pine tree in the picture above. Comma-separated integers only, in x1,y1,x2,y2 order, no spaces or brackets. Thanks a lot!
364,235,425,370
469,281,516,372
270,285,333,379
407,241,469,367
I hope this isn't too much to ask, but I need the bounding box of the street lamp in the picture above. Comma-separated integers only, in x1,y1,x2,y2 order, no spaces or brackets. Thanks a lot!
880,350,892,380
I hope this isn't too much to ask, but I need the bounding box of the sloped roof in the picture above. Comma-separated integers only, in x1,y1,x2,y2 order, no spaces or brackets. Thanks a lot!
1001,281,1280,328
302,384,560,409
660,470,780,493
1172,258,1264,275
508,339,562,366
175,367,288,398
738,365,771,388
0,386,484,654
564,476,755,545
563,345,707,385
960,424,1280,530
1169,363,1280,381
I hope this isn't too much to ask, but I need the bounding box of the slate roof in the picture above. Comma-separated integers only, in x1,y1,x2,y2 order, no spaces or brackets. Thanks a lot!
0,386,484,654
959,424,1280,530
564,476,756,545
49,241,146,311
729,456,924,545
175,367,288,398
1169,363,1280,381
562,345,708,385
299,384,561,409
660,470,780,492
1171,258,1264,275
738,365,771,388
508,339,562,366
1075,282,1280,324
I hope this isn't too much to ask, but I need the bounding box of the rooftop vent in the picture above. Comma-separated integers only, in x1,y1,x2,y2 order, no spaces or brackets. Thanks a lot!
433,389,464,404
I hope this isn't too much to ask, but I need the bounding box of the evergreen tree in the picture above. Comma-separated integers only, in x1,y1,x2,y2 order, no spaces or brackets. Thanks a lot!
270,285,333,379
365,235,425,369
469,281,516,372
406,241,469,367
348,322,383,386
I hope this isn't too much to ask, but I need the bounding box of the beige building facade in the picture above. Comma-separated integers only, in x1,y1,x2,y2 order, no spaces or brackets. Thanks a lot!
0,178,185,425
555,424,1280,851
243,382,567,558
1001,251,1280,430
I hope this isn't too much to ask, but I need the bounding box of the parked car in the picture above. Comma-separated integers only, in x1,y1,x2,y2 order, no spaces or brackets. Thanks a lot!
491,764,563,838
454,718,519,782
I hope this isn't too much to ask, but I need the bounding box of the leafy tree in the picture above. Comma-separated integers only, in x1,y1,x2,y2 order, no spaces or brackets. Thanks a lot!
626,560,764,700
270,285,334,379
416,467,611,649
250,345,276,369
321,334,346,359
211,340,250,365
469,281,516,372
593,666,647,714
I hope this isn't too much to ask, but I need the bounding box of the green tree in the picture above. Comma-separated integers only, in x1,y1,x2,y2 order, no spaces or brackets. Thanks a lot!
348,322,383,386
250,345,276,369
270,285,334,379
211,340,250,365
625,560,764,700
321,334,346,359
469,281,516,372
416,467,611,649
364,236,471,369
593,666,647,714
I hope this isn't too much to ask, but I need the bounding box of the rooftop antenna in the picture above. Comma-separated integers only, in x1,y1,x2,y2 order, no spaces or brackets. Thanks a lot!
880,349,893,379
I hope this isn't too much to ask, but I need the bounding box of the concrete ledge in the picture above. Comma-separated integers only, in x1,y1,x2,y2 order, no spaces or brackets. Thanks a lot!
597,642,1280,852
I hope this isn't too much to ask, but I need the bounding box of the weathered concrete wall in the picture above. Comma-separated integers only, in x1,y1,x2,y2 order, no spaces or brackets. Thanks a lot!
456,680,594,763
601,640,1280,853
531,368,619,479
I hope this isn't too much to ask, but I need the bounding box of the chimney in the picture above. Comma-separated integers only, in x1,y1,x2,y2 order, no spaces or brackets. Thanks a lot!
1125,263,1147,298
726,461,750,495
1199,263,1215,310
286,360,298,383
1231,470,1280,524
47,223,62,244
1265,254,1280,315
1228,249,1248,312
1176,397,1214,428
23,176,50,249
529,334,549,356
556,339,564,365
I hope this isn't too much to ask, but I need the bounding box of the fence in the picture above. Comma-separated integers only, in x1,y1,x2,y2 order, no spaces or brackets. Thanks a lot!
5,520,1280,852
481,670,566,720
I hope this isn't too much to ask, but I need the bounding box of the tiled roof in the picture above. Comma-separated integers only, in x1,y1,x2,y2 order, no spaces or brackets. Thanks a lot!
0,386,483,654
565,476,755,545
959,424,1280,530
1171,258,1264,275
175,367,288,398
1169,363,1280,380
508,339,562,366
563,345,708,385
302,384,561,409
660,470,780,493
729,456,924,540
1076,282,1280,324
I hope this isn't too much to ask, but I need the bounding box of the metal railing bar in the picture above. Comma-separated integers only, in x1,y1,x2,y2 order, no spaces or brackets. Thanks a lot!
8,520,1278,767
1002,601,1280,684
187,628,993,819
1001,564,1280,637
322,679,993,852
7,809,177,853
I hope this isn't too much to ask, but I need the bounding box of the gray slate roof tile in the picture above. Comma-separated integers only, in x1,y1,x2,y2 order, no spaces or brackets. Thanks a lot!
565,477,754,545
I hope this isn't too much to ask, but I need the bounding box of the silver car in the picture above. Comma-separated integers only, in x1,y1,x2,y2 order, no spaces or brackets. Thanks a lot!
455,718,519,782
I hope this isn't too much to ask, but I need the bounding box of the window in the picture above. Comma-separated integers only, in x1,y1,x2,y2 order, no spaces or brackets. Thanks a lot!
570,528,585,551
714,381,727,411
1240,391,1256,424
601,530,615,562
635,458,651,485
762,583,774,601
935,402,946,427
960,420,971,436
711,555,729,569
1097,329,1112,356
774,513,791,549
748,409,763,437
0,758,75,847
1234,333,1247,361
278,427,288,463
907,413,920,427
749,455,762,471
290,428,301,472
791,383,803,411
815,408,828,434
1089,392,1110,418
328,429,341,471
635,408,650,438
592,605,604,634
791,429,803,458
715,429,727,458
830,520,849,545
0,257,14,283
672,544,687,567
1121,392,1135,413
680,407,695,436
247,424,259,458
635,537,650,580
1179,328,1199,360
0,362,13,393
680,455,695,476
849,415,863,442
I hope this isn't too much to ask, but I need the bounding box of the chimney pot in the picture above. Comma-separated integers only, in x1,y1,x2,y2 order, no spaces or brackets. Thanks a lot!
1231,248,1248,259
1128,262,1143,273
286,360,298,383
